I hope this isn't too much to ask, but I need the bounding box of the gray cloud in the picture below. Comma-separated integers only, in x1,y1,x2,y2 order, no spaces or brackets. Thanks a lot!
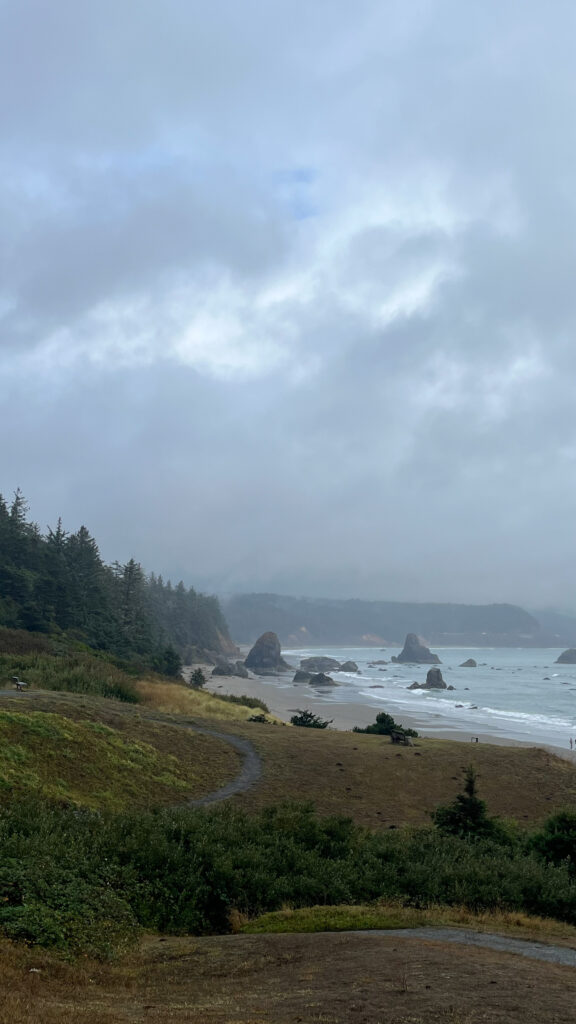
2,0,576,610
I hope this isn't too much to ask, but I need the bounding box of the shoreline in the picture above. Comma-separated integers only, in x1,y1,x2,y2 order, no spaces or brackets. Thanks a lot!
203,668,573,761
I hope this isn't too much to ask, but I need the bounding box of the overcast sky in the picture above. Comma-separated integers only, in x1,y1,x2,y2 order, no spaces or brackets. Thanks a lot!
2,0,576,609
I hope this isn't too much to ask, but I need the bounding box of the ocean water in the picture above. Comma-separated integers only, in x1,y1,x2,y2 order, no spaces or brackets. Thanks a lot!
278,646,576,749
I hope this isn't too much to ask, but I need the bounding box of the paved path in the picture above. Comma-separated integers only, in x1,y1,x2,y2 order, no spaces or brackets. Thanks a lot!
354,927,576,966
0,689,263,806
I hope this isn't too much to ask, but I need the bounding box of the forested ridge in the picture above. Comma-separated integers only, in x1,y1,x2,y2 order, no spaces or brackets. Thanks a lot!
225,592,546,646
0,490,233,670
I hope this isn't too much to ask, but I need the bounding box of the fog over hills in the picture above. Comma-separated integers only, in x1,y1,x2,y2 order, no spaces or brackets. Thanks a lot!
224,594,576,648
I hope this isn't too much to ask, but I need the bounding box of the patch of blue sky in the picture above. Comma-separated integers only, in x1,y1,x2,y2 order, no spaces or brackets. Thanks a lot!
273,166,319,220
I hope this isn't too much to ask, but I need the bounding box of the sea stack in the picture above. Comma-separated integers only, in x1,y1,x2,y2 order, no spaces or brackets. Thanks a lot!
460,658,477,668
424,667,447,688
555,649,576,664
407,667,447,690
392,633,441,664
244,632,291,674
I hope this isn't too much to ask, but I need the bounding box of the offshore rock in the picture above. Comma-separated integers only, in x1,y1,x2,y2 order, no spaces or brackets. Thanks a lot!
392,633,441,664
310,672,337,686
425,667,447,688
555,649,576,664
244,632,291,674
407,668,447,690
340,660,359,672
293,669,312,682
300,656,341,673
460,658,477,668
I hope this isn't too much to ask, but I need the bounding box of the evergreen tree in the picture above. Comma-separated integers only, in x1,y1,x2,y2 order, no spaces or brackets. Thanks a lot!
433,766,503,840
0,490,234,667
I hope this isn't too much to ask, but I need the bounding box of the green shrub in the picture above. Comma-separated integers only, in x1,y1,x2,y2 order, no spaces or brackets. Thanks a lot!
353,712,418,737
189,667,207,688
291,710,332,729
530,811,576,872
3,797,576,958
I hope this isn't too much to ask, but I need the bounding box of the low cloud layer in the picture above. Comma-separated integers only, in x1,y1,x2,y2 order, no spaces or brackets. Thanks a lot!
2,1,576,608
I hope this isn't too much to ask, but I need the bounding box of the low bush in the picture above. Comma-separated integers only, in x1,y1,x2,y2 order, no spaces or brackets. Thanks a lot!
189,668,207,688
353,712,418,737
291,710,332,728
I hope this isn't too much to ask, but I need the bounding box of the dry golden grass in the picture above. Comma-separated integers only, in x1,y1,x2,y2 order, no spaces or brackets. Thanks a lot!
217,721,576,828
2,930,576,1024
135,678,277,721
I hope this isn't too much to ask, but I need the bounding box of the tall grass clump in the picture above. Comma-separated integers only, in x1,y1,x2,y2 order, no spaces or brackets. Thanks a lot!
0,652,140,703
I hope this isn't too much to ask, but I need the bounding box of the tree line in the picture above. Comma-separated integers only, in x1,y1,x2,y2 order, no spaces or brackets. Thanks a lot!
0,490,232,672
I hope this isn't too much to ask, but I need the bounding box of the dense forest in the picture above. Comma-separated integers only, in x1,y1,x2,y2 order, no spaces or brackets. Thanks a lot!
0,490,233,671
224,593,553,647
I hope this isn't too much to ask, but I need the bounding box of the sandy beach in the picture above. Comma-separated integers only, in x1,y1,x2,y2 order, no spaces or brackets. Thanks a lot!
203,667,571,758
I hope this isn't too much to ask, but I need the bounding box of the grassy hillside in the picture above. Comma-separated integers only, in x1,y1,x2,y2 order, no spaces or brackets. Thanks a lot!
0,700,243,811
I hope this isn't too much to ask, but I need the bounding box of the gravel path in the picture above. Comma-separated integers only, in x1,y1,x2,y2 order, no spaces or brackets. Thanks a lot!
356,927,576,966
180,724,262,806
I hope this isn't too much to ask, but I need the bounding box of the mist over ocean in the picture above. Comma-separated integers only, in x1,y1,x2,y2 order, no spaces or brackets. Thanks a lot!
273,647,576,749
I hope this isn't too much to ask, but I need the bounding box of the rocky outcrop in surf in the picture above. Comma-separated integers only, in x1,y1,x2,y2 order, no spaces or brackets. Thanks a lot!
300,656,341,673
460,658,477,668
310,672,337,686
392,633,441,664
408,667,447,690
244,632,291,674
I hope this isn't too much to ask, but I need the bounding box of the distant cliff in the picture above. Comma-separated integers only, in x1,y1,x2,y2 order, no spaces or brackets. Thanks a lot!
223,593,556,647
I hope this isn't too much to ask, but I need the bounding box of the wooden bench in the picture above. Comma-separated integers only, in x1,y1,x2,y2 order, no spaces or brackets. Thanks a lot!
390,730,413,746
